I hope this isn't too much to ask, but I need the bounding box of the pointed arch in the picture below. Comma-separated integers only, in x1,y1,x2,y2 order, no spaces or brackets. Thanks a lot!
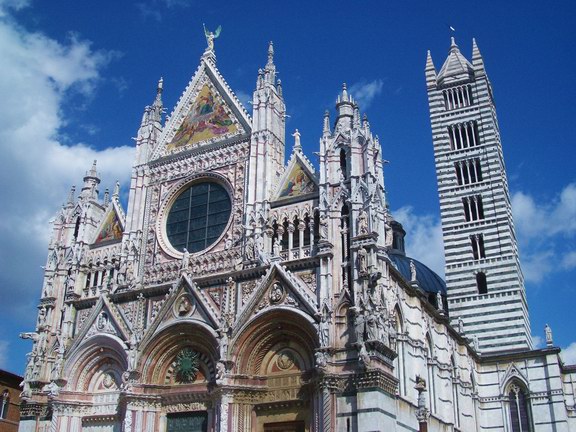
504,379,533,432
139,321,219,385
65,334,128,392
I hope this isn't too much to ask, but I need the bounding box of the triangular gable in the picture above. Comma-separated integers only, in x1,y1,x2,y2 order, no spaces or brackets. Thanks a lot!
68,296,131,355
139,274,220,348
499,363,529,390
152,56,251,159
273,152,318,201
92,202,124,246
233,263,318,337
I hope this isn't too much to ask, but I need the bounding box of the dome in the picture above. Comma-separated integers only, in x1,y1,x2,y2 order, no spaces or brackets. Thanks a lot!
388,252,446,295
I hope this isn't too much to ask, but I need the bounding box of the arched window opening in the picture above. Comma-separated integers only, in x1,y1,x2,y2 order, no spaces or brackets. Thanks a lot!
303,215,311,246
293,217,301,249
340,149,348,179
471,234,486,260
0,389,9,419
73,216,81,240
393,307,406,396
281,220,289,250
476,272,488,294
508,383,532,432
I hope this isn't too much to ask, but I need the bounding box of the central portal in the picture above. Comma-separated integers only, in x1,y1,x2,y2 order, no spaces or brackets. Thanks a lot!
167,411,208,432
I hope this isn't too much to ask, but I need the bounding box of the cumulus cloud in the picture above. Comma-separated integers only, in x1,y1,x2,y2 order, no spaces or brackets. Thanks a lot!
531,335,544,349
511,184,576,284
349,79,384,110
392,206,445,277
234,89,252,111
560,342,576,365
0,5,133,314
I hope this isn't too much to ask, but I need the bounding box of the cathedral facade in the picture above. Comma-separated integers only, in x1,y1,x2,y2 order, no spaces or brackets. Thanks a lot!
18,37,576,432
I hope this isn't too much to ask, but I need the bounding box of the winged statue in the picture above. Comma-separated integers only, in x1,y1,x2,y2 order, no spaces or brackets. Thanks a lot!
203,24,222,51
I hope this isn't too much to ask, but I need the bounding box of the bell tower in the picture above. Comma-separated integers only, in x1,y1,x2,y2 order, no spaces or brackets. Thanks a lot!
426,38,532,353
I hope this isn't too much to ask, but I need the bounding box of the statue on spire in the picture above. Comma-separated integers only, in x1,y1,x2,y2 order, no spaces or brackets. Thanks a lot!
203,24,222,51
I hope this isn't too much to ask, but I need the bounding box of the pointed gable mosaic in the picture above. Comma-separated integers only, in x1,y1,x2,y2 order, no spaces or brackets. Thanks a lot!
167,84,238,151
94,207,123,245
276,159,316,199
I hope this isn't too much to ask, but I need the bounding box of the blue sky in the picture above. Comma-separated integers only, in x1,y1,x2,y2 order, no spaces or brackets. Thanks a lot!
0,0,575,374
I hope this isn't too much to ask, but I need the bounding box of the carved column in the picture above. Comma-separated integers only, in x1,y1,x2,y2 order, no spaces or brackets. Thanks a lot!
287,222,295,252
298,220,306,258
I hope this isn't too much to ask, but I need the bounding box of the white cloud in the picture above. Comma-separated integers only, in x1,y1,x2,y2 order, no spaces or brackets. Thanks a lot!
512,184,576,240
511,184,576,283
0,0,29,16
234,89,252,111
531,335,544,349
560,342,576,365
349,79,384,110
0,5,134,312
393,206,445,277
0,340,7,369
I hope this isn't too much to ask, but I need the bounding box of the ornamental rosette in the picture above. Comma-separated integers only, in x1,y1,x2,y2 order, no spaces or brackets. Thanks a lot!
174,348,200,384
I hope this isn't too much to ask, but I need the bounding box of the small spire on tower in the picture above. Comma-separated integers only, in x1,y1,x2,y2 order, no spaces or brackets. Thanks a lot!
341,83,349,102
88,160,98,177
267,41,274,65
66,185,76,207
472,38,485,71
103,188,110,206
323,110,331,136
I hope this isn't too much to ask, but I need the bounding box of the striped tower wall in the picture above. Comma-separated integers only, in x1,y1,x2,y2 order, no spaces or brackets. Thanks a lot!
426,40,532,353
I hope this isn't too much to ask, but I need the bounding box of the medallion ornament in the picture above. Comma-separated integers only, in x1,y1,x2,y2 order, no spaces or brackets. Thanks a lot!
174,348,200,384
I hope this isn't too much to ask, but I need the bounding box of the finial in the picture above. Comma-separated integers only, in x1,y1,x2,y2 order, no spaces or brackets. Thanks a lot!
90,160,97,175
342,83,349,102
113,180,120,197
362,113,370,130
268,41,274,63
103,188,110,206
451,36,456,47
66,185,76,206
276,79,282,96
292,129,302,151
157,77,163,93
323,110,331,136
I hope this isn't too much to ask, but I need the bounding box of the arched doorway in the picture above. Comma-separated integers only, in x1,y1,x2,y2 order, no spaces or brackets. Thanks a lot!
231,309,317,432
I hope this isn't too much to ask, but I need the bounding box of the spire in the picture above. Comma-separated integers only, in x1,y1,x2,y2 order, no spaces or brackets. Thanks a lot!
425,50,437,86
437,37,473,84
267,41,274,67
341,83,349,102
323,110,331,136
81,160,100,199
472,38,485,72
103,188,110,206
264,41,276,85
336,83,354,120
66,185,76,207
353,105,360,128
153,77,163,109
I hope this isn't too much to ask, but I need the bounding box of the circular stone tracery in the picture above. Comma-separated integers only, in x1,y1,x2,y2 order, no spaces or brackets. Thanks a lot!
166,180,231,254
